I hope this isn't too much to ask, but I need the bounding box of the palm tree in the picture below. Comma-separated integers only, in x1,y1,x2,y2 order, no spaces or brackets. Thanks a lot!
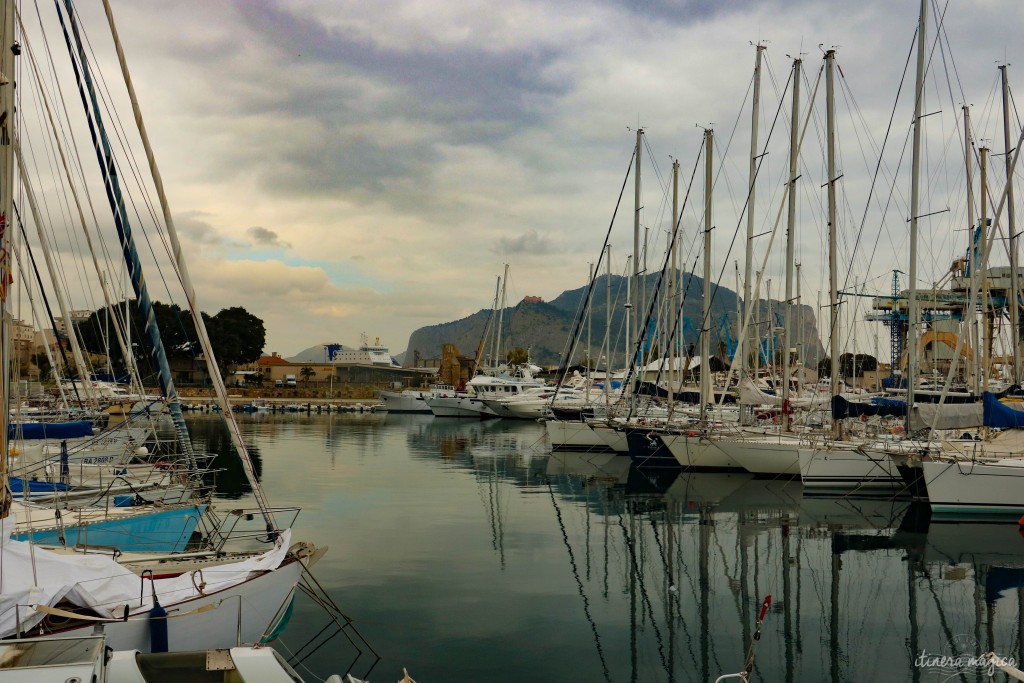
299,366,315,385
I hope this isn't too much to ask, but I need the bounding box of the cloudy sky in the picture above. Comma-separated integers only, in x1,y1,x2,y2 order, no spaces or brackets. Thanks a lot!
14,0,1024,359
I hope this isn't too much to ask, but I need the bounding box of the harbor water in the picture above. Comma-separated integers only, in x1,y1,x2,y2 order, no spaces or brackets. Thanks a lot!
186,412,1024,682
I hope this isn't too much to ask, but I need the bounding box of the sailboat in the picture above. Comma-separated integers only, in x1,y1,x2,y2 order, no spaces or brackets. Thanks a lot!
0,0,332,656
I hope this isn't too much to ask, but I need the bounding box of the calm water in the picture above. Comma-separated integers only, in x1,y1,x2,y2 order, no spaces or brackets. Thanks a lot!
184,412,1024,683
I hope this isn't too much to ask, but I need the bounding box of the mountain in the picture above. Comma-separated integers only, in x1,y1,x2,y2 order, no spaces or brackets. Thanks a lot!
402,271,825,368
288,344,333,363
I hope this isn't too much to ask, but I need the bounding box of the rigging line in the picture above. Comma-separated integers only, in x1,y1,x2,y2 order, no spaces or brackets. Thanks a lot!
19,132,98,382
707,68,757,225
629,139,704,397
553,146,634,397
63,3,186,320
67,0,164,234
21,54,102,329
31,0,127,313
621,140,705,403
833,38,916,342
931,0,967,110
13,202,82,405
640,147,675,275
701,65,794,361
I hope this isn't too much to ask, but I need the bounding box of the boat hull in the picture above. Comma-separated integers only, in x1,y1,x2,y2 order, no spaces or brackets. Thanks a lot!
923,459,1024,516
45,556,305,652
379,390,432,414
663,433,745,471
799,447,902,493
720,435,802,476
546,420,614,452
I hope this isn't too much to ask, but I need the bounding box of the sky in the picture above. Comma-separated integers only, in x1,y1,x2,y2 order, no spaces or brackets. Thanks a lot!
13,0,1024,360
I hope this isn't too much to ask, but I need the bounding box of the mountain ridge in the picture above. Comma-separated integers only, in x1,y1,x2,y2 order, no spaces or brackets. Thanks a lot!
402,271,825,368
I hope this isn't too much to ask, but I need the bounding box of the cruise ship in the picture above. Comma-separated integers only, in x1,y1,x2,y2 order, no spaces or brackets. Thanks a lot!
323,334,400,367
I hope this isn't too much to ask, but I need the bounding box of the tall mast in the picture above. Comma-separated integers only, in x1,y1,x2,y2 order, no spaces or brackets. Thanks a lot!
102,0,280,527
981,146,990,392
783,57,801,431
605,245,611,405
964,106,979,394
473,275,500,375
1000,65,1020,384
586,261,593,401
0,0,15,518
488,273,502,368
668,159,679,418
906,0,927,429
631,129,643,387
14,144,95,404
701,128,713,418
495,262,509,366
825,49,841,439
56,0,195,466
796,262,803,377
742,44,766,387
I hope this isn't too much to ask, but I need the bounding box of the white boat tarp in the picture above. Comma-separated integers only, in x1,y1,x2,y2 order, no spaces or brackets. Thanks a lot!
909,402,985,431
0,516,290,639
737,378,822,408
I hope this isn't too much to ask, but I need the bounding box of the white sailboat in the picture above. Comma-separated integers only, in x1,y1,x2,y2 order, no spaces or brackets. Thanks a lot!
0,0,335,657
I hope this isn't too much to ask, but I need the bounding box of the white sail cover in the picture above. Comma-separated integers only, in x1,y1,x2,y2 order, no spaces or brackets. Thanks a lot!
737,378,822,408
0,516,290,638
909,402,985,431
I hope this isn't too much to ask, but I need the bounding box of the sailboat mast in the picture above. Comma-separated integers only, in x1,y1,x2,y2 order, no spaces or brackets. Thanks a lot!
56,0,195,465
701,128,713,417
742,44,766,387
906,0,928,429
488,273,502,368
102,0,281,528
587,261,593,401
981,146,990,393
495,263,509,366
605,245,611,405
964,106,979,395
669,159,679,418
0,0,14,518
783,57,801,431
631,129,643,387
14,144,95,404
1000,65,1020,384
825,49,841,439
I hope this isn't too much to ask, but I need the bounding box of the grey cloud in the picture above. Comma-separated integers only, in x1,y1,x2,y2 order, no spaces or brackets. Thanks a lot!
247,226,291,248
493,229,557,256
234,0,566,126
177,212,225,246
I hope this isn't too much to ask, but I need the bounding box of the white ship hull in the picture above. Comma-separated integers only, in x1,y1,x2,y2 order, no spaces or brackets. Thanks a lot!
799,446,902,492
591,423,629,453
663,433,745,470
719,434,802,476
379,390,432,413
546,420,613,451
923,458,1024,516
426,396,498,418
49,557,306,652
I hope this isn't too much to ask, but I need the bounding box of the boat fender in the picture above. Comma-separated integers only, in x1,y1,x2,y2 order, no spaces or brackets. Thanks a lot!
149,597,169,653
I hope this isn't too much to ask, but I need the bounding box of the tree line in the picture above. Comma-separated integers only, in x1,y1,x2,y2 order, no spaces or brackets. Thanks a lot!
72,301,265,378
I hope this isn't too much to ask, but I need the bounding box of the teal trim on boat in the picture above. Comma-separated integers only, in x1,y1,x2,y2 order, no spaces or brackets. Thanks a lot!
14,504,207,553
259,594,296,644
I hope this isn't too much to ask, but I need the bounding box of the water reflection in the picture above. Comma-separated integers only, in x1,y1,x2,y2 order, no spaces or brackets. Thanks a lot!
539,453,1024,682
181,413,1024,682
